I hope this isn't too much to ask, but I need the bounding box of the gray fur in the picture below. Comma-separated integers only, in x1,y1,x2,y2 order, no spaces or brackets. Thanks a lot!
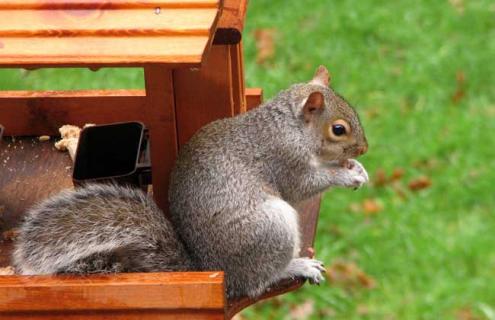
13,66,369,300
169,69,368,298
14,184,193,275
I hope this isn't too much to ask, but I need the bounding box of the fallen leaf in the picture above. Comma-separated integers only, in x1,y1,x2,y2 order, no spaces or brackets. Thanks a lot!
356,270,376,289
452,70,466,104
373,168,387,187
455,307,481,320
408,176,432,191
362,199,383,215
390,167,405,182
289,300,314,320
327,261,376,290
253,29,276,65
2,228,19,241
0,266,15,275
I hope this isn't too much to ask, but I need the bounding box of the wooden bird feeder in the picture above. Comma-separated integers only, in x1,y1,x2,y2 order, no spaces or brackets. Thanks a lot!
0,1,322,318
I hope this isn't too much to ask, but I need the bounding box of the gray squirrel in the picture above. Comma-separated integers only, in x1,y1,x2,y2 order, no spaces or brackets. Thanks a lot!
13,66,369,299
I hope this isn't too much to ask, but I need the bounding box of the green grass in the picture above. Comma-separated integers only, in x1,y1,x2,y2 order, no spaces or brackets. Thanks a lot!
1,0,494,319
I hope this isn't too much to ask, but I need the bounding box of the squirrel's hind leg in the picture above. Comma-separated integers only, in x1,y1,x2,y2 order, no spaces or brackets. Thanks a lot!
218,197,301,299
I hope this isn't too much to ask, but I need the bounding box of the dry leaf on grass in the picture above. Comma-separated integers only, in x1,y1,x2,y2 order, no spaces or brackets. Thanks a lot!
452,70,466,104
373,168,387,187
373,167,405,187
0,266,15,275
253,29,276,65
362,199,383,215
289,300,315,320
455,307,481,320
390,168,405,182
2,228,19,241
408,176,432,191
326,261,376,290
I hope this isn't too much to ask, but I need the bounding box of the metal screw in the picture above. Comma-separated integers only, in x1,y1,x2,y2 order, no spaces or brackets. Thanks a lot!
154,7,161,15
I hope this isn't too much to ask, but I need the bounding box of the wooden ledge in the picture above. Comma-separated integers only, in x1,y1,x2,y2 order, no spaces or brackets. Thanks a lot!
0,272,225,319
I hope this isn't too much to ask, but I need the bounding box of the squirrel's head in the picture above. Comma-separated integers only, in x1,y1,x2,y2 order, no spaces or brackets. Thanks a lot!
290,65,368,161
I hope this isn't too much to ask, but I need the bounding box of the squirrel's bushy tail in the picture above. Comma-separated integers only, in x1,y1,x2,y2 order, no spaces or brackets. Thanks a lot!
13,184,194,275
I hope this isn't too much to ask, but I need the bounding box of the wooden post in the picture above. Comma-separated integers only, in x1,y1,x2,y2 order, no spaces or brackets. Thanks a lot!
173,45,236,147
144,66,178,214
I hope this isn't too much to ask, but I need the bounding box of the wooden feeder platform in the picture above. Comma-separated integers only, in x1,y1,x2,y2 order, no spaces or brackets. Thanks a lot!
0,1,322,319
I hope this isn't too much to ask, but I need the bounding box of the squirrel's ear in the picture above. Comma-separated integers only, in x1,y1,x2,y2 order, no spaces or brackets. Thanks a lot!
302,91,325,121
309,65,330,87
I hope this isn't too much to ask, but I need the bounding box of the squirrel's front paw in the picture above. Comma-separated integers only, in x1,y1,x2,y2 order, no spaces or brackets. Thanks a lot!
334,159,369,189
285,258,325,285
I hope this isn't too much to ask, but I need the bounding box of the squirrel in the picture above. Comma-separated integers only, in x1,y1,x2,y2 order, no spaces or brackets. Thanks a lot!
13,66,369,299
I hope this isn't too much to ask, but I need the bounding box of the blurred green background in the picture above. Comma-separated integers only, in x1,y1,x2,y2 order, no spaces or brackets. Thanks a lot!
1,0,494,319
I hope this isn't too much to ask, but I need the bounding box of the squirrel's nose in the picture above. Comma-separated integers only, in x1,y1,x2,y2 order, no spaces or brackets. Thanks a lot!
357,145,368,156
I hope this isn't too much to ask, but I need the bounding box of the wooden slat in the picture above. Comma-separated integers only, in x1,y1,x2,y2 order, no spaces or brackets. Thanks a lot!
230,42,246,115
0,272,225,312
0,0,219,10
143,66,177,214
0,90,147,136
1,310,225,320
0,9,217,37
245,87,263,110
0,0,221,66
173,45,234,146
0,36,207,66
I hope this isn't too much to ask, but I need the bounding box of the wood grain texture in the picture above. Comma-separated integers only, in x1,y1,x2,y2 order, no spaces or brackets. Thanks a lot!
0,1,219,10
0,310,225,320
0,1,221,66
213,0,247,44
0,37,207,66
0,137,74,267
230,42,246,114
245,87,263,110
173,45,234,147
0,272,224,312
144,66,177,214
0,90,147,136
0,9,217,37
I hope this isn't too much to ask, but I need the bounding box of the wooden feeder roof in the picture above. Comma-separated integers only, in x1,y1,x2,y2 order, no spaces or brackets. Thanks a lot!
0,0,221,66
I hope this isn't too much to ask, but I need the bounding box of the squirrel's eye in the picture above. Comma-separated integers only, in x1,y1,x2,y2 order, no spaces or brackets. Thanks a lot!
332,124,346,136
327,119,351,141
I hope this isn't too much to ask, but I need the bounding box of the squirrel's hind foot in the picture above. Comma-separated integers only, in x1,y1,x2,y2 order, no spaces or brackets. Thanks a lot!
283,257,325,285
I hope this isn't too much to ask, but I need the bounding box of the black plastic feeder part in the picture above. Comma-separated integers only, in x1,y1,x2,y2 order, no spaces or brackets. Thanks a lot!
72,122,151,188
